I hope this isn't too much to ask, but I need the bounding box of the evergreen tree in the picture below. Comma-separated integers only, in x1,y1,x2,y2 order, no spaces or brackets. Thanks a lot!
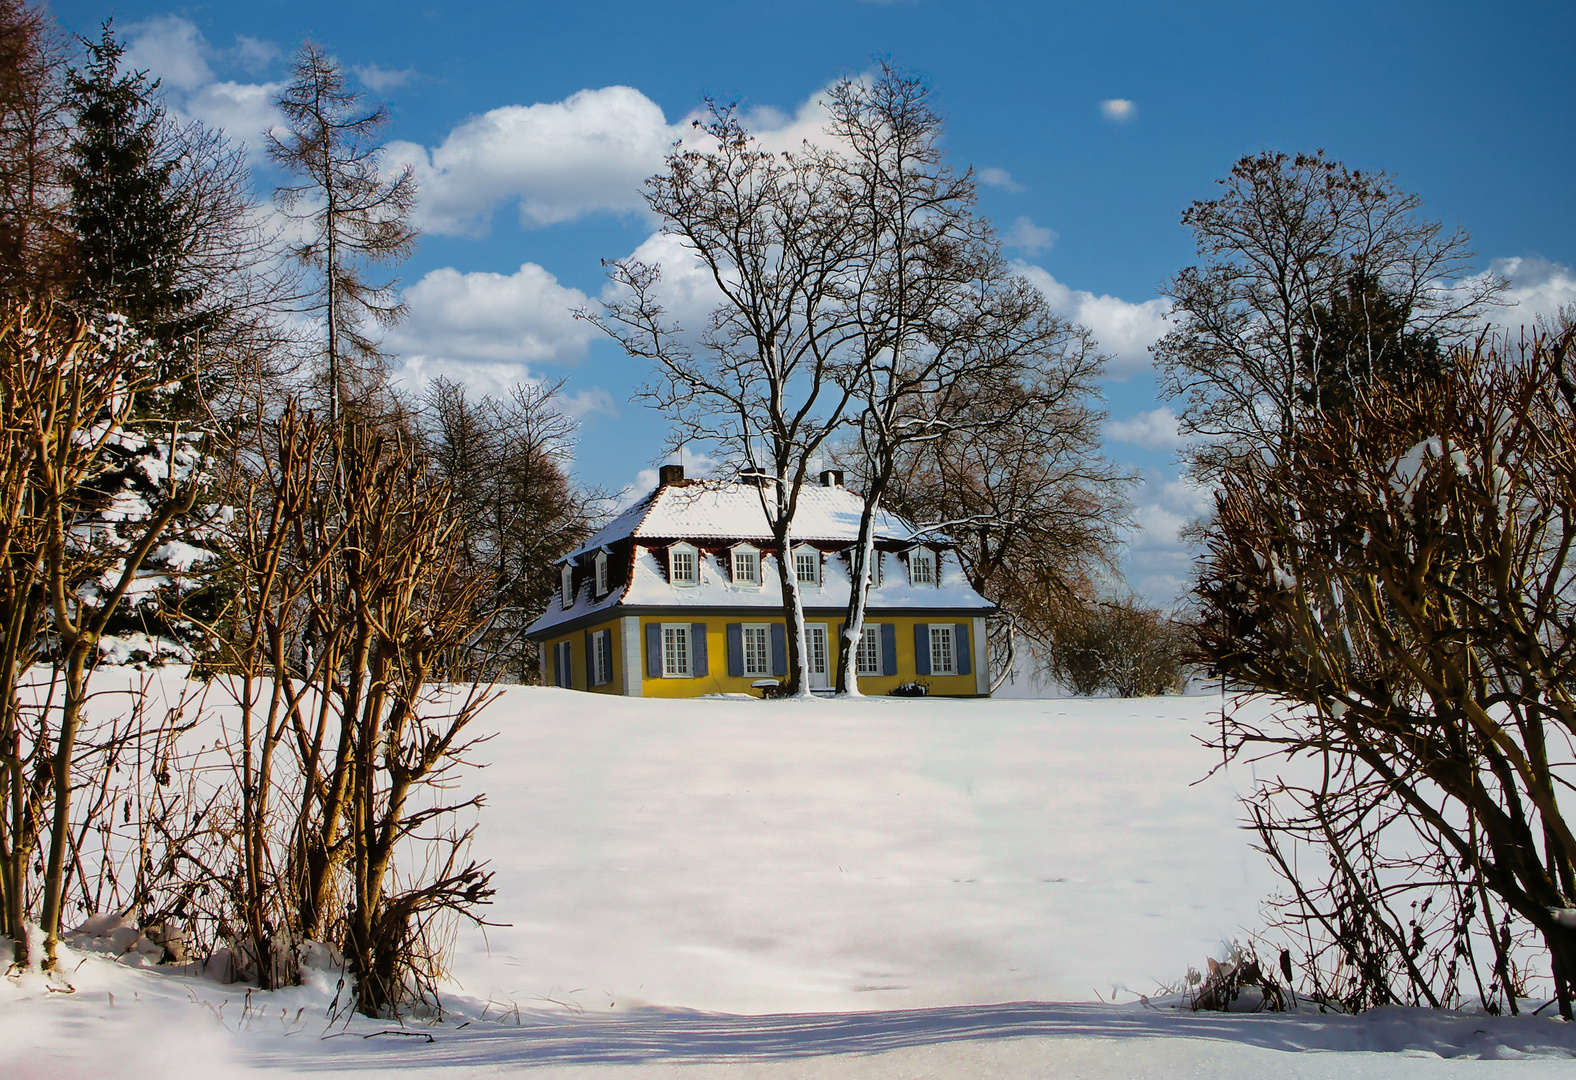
1296,271,1446,414
64,25,197,340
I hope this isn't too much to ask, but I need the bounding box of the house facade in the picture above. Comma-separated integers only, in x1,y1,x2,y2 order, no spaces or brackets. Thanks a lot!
526,465,995,697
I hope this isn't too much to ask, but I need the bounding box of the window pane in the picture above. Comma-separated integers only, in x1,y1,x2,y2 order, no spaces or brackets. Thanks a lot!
796,551,818,583
663,625,688,676
930,625,953,674
671,550,696,583
734,549,758,583
856,626,880,675
743,625,769,676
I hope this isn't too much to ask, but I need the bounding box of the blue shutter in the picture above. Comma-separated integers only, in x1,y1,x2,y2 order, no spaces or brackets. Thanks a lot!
914,624,931,676
551,640,560,686
726,623,743,677
691,623,709,677
646,623,662,678
955,623,971,676
770,623,787,676
881,623,897,676
584,631,594,687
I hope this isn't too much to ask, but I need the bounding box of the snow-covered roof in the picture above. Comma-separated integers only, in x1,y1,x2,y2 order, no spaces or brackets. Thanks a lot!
562,480,930,565
530,481,991,638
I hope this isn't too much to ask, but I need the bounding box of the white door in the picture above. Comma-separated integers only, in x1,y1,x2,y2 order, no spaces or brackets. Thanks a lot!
807,624,830,690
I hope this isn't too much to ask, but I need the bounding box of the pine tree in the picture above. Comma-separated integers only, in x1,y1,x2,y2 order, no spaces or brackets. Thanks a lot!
64,26,197,338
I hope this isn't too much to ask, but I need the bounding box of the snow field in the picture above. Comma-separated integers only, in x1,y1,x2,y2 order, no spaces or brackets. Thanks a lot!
6,675,1576,1077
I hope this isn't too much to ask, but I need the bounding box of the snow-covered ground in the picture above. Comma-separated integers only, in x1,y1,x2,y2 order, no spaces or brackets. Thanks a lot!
5,680,1575,1077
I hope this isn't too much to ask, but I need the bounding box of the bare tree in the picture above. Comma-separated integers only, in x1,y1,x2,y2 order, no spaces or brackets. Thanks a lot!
1196,330,1576,1016
0,0,70,295
416,377,596,680
0,300,202,971
268,42,417,423
588,104,862,696
1156,150,1501,480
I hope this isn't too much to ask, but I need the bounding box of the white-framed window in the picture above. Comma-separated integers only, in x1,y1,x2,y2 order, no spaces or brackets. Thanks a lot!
870,551,883,587
560,564,575,608
594,551,609,596
732,544,760,585
554,640,573,687
795,548,819,586
669,543,698,585
909,547,936,586
929,624,956,675
662,623,692,677
592,629,613,686
741,623,771,677
856,625,882,675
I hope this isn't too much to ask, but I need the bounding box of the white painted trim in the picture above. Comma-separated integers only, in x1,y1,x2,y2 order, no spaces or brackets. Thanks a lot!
973,616,989,696
621,616,642,697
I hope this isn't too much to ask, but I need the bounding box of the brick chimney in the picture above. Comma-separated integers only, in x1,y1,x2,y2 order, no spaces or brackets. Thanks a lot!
658,464,685,486
820,469,845,488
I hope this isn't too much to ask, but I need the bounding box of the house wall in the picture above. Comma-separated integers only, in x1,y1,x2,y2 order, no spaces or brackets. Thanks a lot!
540,614,985,698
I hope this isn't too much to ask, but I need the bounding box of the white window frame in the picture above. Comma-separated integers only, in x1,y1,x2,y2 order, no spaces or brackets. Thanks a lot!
661,623,692,677
909,547,936,586
731,544,761,585
856,625,882,676
794,547,820,586
669,543,699,586
869,550,883,587
929,624,957,675
594,551,609,596
741,622,771,677
560,564,575,608
592,629,612,686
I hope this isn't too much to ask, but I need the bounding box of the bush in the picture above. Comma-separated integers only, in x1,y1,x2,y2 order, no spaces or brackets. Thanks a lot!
1049,596,1188,697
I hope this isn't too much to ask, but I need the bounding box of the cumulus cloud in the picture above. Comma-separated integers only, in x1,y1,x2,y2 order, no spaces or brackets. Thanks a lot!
388,262,597,367
1477,256,1576,332
1106,407,1183,452
978,167,1025,192
603,230,727,332
1100,98,1137,123
122,16,283,147
1119,470,1215,608
1013,263,1171,377
354,64,417,92
386,87,684,236
124,15,214,93
1004,216,1057,255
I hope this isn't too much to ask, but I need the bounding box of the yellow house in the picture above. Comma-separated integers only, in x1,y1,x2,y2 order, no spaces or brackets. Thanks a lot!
527,465,995,697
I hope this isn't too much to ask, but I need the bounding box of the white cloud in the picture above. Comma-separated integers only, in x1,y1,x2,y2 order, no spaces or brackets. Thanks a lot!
1004,216,1057,255
1106,407,1182,451
605,231,727,332
124,15,214,93
978,167,1025,192
354,64,417,92
1118,470,1215,609
122,17,283,148
388,262,597,367
226,35,280,74
1100,99,1137,123
387,86,684,236
1013,263,1171,378
1478,256,1576,332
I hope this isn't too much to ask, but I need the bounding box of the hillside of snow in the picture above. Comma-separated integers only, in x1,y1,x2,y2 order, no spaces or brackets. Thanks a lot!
6,680,1575,1078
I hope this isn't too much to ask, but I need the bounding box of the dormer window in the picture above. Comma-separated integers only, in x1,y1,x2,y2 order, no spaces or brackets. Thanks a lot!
871,551,883,587
731,544,761,585
594,551,609,596
560,563,575,608
669,543,699,586
909,547,936,586
794,547,820,587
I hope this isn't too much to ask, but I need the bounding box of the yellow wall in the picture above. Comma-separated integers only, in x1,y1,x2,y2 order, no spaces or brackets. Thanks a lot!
542,618,625,695
541,615,983,698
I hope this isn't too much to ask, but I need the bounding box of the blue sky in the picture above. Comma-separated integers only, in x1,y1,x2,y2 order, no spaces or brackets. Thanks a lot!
52,0,1576,606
